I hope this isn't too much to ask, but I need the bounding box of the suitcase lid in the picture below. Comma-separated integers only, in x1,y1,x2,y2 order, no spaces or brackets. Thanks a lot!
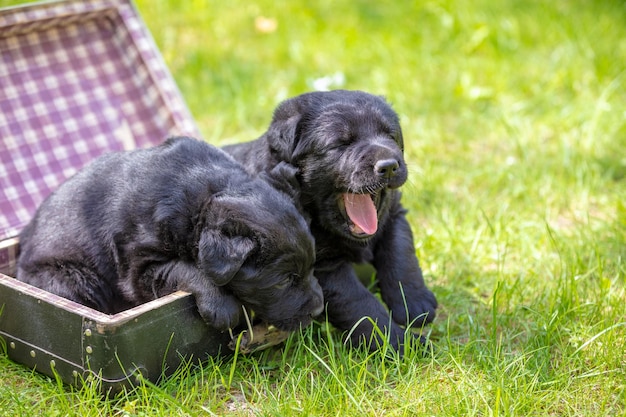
0,0,201,242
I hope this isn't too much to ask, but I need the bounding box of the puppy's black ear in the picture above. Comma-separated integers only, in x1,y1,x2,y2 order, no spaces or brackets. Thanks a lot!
266,96,305,163
197,229,256,286
261,161,301,201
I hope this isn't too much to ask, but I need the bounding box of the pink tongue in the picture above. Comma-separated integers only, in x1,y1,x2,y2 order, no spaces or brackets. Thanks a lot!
343,193,378,235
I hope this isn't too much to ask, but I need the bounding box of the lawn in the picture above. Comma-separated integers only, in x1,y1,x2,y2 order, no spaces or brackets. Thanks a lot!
1,0,625,415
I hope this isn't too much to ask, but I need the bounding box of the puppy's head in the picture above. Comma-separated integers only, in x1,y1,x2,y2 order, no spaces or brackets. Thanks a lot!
265,90,408,242
197,165,323,331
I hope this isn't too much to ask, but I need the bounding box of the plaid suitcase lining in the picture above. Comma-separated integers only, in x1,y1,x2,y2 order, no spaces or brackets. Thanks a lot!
0,0,199,245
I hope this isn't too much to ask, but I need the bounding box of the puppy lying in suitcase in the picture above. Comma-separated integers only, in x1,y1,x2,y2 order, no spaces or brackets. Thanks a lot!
17,137,324,334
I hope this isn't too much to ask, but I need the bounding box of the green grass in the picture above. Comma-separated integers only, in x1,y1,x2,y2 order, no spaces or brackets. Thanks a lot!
1,0,626,415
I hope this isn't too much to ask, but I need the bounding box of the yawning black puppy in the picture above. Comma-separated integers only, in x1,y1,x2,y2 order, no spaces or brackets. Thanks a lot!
17,137,324,332
224,90,437,351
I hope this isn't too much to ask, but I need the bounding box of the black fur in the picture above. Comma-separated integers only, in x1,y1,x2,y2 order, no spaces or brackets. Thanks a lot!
17,137,324,332
224,90,437,350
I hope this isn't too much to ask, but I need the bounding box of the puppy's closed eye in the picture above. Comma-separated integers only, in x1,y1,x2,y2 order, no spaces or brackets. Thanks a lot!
274,273,298,290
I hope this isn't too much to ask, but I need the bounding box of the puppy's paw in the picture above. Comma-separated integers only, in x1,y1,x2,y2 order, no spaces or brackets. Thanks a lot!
196,293,242,331
388,286,438,328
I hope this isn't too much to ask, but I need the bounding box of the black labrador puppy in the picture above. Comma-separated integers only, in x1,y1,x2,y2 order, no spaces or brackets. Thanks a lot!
17,137,324,332
224,90,437,350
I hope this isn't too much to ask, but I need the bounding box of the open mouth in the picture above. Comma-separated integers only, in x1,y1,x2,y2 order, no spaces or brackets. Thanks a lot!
341,191,381,237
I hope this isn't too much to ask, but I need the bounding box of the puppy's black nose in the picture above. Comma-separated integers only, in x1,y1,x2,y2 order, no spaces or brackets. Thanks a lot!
375,159,400,179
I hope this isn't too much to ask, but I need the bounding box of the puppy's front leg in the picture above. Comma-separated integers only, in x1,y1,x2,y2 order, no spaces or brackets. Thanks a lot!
373,205,437,328
318,262,408,351
140,261,242,331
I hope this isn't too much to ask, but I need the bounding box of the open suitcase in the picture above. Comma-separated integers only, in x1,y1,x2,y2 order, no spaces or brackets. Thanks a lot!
0,0,232,392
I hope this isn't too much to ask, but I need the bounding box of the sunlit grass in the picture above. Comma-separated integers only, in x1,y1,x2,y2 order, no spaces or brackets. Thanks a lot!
1,0,625,415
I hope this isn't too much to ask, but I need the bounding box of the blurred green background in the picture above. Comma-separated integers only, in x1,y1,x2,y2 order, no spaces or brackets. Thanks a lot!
134,1,625,150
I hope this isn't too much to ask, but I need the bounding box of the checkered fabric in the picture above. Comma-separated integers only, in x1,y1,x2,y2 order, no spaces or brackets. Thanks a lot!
0,0,200,245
